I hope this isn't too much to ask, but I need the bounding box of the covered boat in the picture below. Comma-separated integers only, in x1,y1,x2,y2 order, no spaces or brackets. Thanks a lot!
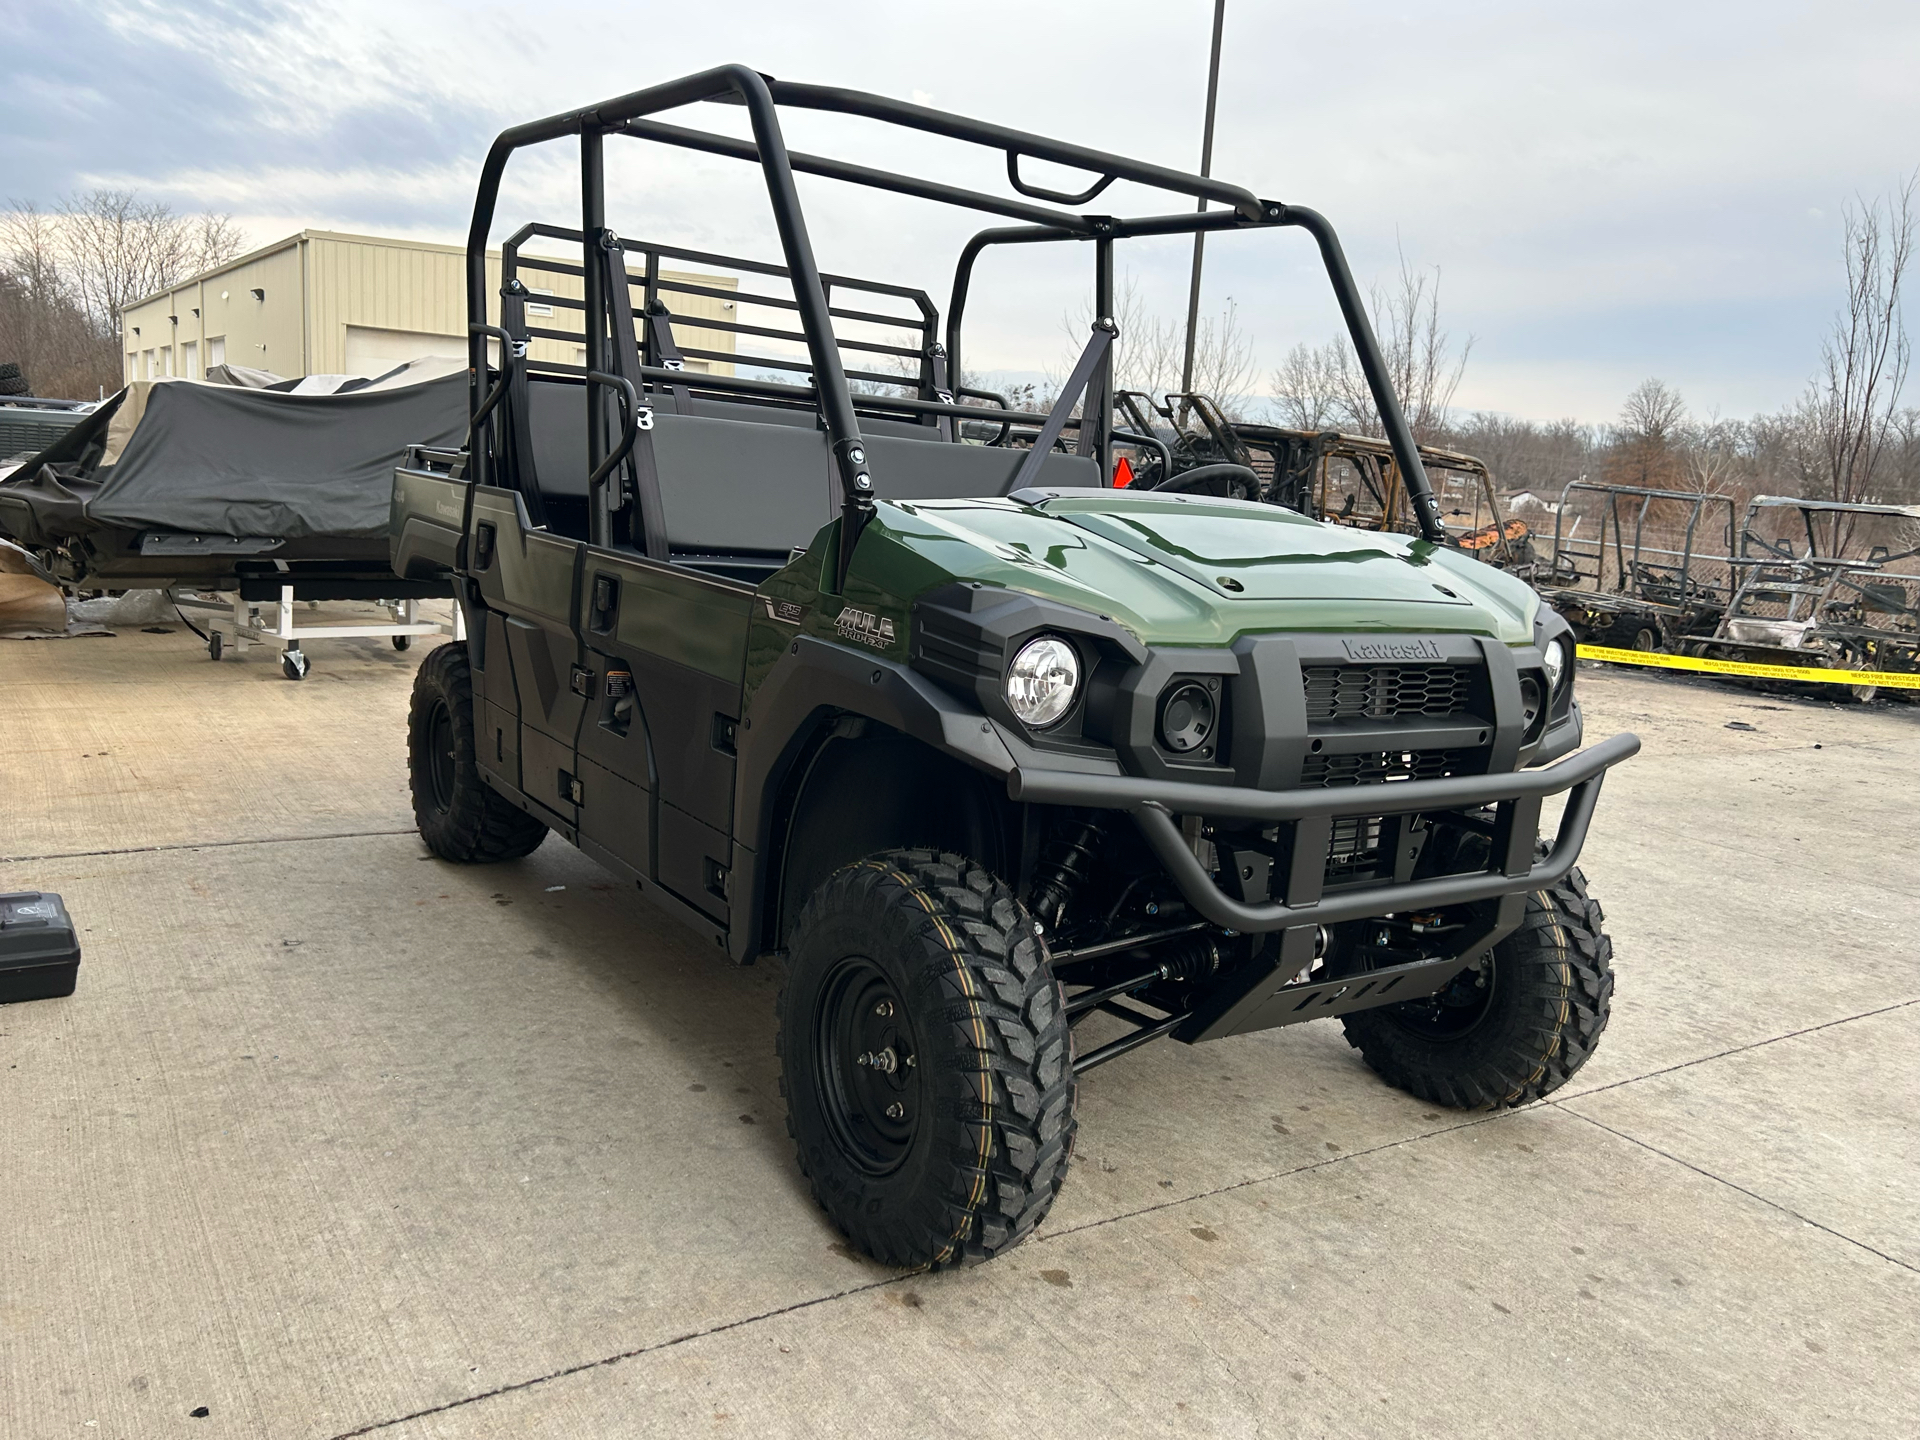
0,359,466,597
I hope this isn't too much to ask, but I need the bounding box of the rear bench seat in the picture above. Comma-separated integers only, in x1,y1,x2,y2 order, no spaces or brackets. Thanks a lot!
525,378,1098,575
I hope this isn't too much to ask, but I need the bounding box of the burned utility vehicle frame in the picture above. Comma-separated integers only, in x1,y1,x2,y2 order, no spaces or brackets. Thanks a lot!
1534,482,1741,655
1695,495,1920,701
392,67,1640,1269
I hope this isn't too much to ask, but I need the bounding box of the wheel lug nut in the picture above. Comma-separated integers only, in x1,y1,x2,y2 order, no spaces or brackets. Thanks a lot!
874,1000,893,1018
885,1102,904,1120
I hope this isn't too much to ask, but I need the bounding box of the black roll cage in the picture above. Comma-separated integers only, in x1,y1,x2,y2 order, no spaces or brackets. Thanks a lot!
464,65,1447,585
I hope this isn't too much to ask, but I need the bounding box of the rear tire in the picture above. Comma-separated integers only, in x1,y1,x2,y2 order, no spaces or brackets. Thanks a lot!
777,850,1076,1268
1340,867,1612,1108
408,641,547,863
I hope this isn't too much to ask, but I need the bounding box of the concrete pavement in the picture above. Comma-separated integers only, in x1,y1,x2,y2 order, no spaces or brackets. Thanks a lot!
2,623,1915,1438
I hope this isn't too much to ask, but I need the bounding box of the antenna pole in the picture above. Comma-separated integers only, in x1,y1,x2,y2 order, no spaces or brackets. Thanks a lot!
1179,0,1228,397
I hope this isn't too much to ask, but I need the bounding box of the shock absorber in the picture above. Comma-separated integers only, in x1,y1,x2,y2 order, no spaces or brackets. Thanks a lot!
1030,817,1102,935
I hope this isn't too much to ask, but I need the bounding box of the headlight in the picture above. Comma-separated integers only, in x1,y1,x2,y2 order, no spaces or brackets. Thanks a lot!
1006,635,1080,727
1543,636,1571,693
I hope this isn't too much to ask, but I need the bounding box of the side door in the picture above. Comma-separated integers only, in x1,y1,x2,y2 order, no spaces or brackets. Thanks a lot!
466,485,589,832
572,549,753,928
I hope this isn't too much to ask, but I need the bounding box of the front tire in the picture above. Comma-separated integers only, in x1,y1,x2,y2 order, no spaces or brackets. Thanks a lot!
777,850,1076,1268
1340,867,1613,1108
408,641,547,863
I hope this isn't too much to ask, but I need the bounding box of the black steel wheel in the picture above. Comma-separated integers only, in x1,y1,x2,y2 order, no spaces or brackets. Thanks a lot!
407,641,547,863
778,850,1076,1268
814,956,922,1176
1339,866,1613,1108
422,697,458,814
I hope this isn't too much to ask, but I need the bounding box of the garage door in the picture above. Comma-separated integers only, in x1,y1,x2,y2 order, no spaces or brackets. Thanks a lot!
344,325,465,375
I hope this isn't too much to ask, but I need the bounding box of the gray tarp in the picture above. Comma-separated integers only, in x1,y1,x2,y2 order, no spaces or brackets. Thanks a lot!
85,371,466,539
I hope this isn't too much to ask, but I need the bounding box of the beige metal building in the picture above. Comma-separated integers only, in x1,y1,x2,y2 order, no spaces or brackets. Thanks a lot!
119,230,737,383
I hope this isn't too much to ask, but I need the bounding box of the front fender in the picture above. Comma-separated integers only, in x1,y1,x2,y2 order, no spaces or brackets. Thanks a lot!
728,636,1018,960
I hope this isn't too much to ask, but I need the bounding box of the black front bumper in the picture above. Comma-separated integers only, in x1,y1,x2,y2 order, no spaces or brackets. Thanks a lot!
1007,730,1640,933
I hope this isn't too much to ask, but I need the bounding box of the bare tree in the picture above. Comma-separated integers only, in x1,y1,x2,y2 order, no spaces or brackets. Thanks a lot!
1439,411,1597,497
1605,377,1689,488
1273,251,1471,441
0,203,117,398
52,189,245,329
1678,411,1745,496
1800,176,1914,547
1330,252,1473,441
1268,339,1347,430
1185,297,1255,415
1054,275,1255,419
0,191,245,399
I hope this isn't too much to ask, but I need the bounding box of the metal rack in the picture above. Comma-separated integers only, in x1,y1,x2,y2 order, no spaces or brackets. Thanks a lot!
175,584,464,680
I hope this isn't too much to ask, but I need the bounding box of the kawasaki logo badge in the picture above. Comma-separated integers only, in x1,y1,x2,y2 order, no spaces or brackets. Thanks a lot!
1340,637,1443,662
835,605,897,650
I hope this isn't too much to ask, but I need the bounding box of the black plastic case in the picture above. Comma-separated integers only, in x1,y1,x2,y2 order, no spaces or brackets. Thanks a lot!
0,892,81,1004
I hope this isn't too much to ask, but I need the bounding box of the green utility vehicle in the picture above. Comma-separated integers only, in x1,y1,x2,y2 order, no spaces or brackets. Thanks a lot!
391,68,1639,1268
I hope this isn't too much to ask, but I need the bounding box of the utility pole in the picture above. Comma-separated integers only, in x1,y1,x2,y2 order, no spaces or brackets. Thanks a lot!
1179,0,1227,399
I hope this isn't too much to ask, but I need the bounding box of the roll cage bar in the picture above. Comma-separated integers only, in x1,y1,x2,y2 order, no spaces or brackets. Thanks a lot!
464,65,1447,586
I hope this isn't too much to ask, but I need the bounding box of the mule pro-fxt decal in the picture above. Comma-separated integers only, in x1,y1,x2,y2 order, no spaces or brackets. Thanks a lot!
835,604,897,651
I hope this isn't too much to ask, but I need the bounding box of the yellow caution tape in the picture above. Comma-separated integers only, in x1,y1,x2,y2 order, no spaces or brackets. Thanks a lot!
1576,643,1920,690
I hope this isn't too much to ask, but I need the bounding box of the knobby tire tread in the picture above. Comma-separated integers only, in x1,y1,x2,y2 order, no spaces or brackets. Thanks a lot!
1341,866,1612,1109
408,642,548,863
778,849,1077,1269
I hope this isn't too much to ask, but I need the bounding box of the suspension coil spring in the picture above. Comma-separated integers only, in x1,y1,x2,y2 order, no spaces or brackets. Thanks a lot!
1031,817,1101,933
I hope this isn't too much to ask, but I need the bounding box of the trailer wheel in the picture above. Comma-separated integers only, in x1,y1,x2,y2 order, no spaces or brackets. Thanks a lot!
1339,866,1613,1108
281,647,310,681
392,635,412,652
777,850,1076,1268
208,632,222,662
408,642,547,862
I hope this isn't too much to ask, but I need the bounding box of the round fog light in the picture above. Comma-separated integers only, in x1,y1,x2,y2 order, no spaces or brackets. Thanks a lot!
1158,681,1217,754
1005,635,1080,728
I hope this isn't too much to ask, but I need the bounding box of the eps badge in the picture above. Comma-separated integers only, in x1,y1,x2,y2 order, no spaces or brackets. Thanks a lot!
835,605,897,651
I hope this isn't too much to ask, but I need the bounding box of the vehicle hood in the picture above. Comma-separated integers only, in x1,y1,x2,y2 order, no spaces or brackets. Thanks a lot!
870,491,1538,648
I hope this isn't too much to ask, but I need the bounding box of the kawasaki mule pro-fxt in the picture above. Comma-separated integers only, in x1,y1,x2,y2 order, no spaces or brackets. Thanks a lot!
391,67,1639,1268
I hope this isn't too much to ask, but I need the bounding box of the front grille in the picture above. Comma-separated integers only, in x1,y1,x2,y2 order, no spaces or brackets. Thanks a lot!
1302,747,1468,788
1303,664,1473,721
1325,816,1384,882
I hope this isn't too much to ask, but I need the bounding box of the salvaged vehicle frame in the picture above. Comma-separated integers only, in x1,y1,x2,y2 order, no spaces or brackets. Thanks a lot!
393,65,1638,1266
1696,494,1920,697
1536,481,1739,652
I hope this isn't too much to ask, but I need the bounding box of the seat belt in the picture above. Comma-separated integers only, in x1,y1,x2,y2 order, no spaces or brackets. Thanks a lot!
644,299,693,414
597,233,668,561
498,277,547,529
924,342,956,441
1002,322,1115,496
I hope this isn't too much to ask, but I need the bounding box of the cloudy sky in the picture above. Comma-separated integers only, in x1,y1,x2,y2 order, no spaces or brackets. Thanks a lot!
8,0,1918,424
